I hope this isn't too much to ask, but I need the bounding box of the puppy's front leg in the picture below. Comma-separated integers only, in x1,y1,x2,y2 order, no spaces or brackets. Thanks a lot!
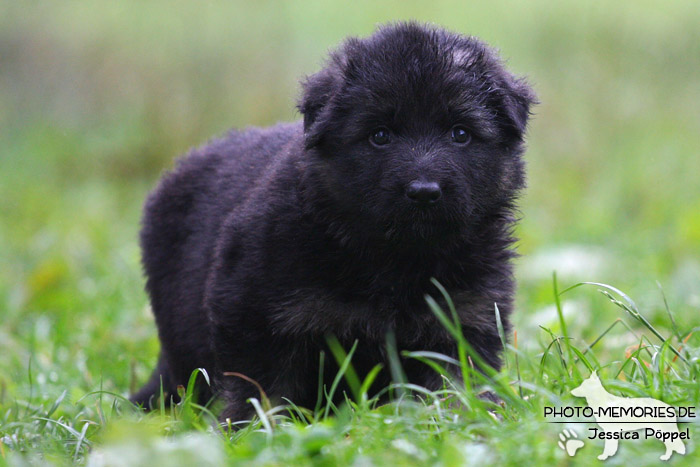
208,295,320,423
402,326,505,403
209,317,275,423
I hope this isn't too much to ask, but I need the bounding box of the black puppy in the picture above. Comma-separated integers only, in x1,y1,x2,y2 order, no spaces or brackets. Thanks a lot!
131,22,535,420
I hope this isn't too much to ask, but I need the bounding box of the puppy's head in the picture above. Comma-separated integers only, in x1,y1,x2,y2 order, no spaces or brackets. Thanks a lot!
299,22,536,244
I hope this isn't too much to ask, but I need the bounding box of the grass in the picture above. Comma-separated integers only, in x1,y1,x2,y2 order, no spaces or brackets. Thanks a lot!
1,279,698,465
1,0,700,465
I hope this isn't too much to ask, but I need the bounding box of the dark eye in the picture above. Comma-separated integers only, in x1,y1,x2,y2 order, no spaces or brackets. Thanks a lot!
370,128,390,146
451,126,472,144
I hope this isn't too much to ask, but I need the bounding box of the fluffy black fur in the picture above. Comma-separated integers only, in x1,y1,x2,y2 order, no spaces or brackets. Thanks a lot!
131,22,536,420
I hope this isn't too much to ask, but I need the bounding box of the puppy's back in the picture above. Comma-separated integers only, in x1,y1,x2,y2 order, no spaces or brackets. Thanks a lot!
138,121,302,396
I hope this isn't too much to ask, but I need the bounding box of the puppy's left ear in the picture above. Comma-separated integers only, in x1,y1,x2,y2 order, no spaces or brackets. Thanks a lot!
298,66,341,149
500,74,537,137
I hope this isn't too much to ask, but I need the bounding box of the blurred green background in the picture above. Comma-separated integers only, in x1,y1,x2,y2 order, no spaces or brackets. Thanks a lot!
1,0,699,419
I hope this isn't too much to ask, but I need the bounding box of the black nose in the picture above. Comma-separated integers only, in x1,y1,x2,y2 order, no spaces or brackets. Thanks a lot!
405,180,442,204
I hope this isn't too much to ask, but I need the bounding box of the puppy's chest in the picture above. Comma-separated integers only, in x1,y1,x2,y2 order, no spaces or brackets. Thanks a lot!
267,284,459,342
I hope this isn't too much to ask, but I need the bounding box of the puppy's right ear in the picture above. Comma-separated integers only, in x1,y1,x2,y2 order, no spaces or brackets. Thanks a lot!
298,66,341,149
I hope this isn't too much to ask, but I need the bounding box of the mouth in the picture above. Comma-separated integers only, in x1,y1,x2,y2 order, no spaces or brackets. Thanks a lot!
380,207,460,242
